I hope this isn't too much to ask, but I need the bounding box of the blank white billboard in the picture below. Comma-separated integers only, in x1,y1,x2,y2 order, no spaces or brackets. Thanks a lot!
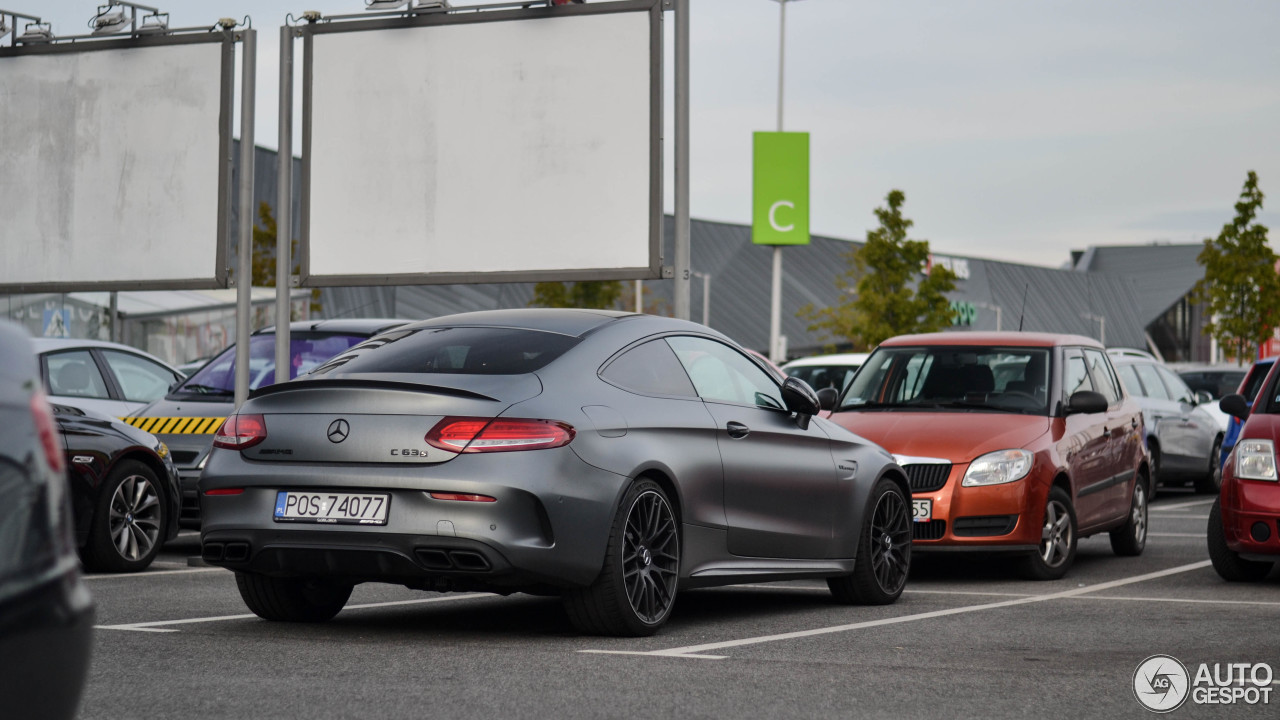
0,38,229,292
302,3,660,285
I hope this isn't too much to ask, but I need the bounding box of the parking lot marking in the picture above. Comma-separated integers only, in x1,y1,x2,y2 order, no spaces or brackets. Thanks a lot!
95,593,492,633
731,583,1039,600
83,568,223,581
1150,498,1216,511
1069,594,1280,608
580,560,1211,659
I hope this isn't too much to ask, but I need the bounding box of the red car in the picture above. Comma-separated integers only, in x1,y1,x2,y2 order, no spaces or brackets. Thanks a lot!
823,332,1150,579
1211,369,1280,581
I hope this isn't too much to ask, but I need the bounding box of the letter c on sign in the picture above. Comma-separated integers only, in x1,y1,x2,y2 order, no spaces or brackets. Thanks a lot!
769,200,795,232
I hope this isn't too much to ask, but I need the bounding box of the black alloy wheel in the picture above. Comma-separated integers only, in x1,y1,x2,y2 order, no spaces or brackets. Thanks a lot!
564,479,680,636
82,460,167,573
830,477,911,605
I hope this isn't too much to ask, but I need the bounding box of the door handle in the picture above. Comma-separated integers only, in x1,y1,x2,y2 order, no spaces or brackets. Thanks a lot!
726,421,750,439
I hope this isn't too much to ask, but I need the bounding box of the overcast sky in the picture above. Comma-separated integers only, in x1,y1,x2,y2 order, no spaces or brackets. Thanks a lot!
22,0,1280,267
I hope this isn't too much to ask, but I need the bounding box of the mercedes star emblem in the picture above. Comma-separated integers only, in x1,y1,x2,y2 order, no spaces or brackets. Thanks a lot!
327,419,350,443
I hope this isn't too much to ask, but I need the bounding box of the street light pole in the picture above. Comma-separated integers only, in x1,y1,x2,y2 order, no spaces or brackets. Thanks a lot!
767,0,801,362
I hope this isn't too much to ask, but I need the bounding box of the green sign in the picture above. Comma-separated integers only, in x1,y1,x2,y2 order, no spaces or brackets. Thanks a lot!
752,132,810,246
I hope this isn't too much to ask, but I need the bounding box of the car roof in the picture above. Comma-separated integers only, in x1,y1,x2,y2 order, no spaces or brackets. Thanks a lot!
879,331,1100,349
781,352,871,368
404,308,640,338
29,337,178,368
252,318,408,336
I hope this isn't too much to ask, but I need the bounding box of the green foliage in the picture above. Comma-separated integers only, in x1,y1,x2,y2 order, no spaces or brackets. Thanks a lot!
799,190,956,349
1192,171,1280,364
530,280,625,310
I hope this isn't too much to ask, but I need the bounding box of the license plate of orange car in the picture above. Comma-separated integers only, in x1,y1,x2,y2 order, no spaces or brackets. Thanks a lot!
911,499,931,522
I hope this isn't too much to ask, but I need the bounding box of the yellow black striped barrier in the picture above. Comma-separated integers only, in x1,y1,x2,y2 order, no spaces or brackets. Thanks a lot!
120,417,226,435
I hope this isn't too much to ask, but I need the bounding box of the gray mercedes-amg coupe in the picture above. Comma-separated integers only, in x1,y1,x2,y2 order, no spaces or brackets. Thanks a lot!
198,309,911,636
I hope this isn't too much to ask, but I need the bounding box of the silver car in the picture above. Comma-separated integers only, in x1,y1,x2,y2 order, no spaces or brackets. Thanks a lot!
199,309,911,636
33,338,184,418
1109,350,1222,494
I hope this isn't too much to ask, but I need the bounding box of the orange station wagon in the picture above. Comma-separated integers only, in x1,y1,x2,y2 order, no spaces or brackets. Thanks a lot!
824,332,1150,579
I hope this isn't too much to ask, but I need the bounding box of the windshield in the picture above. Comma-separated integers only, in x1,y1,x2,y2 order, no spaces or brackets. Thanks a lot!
174,333,370,395
838,346,1051,415
307,326,579,376
786,364,861,393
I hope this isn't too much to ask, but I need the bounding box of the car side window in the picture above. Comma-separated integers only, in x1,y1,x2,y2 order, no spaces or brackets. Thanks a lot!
1132,363,1170,400
1083,349,1122,404
1115,364,1143,397
101,350,180,403
600,339,698,398
1155,365,1194,404
666,336,785,410
1063,351,1094,400
44,350,111,399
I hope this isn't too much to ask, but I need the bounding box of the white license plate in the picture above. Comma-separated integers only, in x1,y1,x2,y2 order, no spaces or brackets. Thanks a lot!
274,491,390,525
912,499,932,523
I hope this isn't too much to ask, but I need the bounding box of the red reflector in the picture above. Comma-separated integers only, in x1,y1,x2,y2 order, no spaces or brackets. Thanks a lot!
425,416,574,454
29,391,65,474
204,488,245,496
213,414,267,450
429,492,497,503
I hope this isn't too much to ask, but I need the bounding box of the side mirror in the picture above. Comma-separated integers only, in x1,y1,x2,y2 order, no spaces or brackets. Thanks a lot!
816,387,839,412
1195,390,1213,405
1066,390,1108,415
781,377,820,429
1220,393,1250,421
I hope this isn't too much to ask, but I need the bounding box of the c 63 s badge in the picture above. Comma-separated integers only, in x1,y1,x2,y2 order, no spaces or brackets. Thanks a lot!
391,448,429,457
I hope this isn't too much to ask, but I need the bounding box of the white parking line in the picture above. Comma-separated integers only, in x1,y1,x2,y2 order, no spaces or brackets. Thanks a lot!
580,560,1212,660
95,593,492,633
1069,595,1280,608
1151,498,1217,511
82,568,223,581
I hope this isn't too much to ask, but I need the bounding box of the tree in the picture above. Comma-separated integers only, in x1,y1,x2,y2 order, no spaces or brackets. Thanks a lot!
233,201,322,317
799,189,956,349
530,280,624,310
1193,172,1280,364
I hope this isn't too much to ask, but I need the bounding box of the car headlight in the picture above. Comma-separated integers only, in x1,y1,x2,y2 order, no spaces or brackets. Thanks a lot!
1235,439,1278,481
962,449,1033,487
155,442,169,459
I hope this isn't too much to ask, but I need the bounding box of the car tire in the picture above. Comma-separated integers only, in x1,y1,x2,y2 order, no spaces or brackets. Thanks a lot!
1018,486,1077,580
563,479,680,637
235,571,353,622
1109,473,1148,557
1195,435,1223,494
828,477,911,605
1207,499,1273,582
80,459,168,573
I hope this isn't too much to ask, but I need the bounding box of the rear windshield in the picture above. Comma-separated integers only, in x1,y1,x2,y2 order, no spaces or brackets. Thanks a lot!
175,333,369,396
306,327,579,376
838,346,1051,415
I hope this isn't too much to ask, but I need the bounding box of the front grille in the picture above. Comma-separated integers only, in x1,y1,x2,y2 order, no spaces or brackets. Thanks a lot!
904,464,952,493
953,515,1018,537
913,520,947,540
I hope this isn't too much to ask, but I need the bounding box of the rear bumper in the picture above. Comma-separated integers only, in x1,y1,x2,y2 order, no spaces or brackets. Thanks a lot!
199,447,628,590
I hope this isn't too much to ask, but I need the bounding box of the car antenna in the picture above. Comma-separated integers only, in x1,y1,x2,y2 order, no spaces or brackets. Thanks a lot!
1018,283,1029,331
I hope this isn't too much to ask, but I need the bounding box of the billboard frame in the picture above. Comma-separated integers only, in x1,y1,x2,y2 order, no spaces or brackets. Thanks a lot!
0,29,237,293
296,0,665,288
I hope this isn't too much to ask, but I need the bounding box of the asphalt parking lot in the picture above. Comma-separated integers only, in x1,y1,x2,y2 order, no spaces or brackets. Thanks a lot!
79,489,1278,720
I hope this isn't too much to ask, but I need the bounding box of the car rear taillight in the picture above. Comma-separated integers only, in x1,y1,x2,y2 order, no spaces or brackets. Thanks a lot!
429,492,497,502
204,488,245,496
425,417,575,453
29,390,64,473
213,414,268,450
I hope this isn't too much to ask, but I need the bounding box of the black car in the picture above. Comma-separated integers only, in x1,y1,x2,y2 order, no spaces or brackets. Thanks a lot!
0,321,93,720
57,404,181,573
124,319,407,529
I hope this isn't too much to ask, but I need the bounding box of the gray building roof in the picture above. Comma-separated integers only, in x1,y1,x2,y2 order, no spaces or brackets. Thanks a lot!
318,216,1149,357
1071,243,1205,326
